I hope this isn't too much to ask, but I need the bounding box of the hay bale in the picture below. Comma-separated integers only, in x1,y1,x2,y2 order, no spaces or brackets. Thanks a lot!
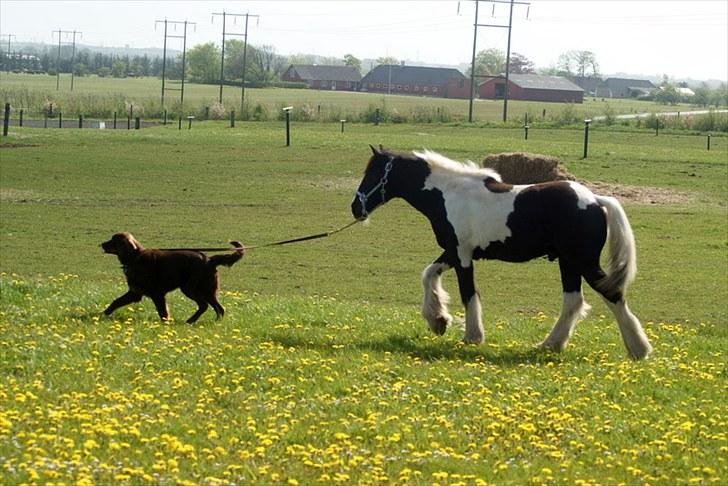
483,152,575,184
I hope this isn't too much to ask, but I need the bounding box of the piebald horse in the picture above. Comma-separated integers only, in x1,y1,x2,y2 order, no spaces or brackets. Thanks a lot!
351,146,652,360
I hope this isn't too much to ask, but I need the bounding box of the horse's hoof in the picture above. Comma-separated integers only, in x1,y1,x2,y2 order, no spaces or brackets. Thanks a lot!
538,340,567,352
463,333,484,345
429,316,449,335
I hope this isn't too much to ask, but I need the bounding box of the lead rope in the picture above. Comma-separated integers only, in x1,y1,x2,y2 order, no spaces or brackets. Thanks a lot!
159,219,360,253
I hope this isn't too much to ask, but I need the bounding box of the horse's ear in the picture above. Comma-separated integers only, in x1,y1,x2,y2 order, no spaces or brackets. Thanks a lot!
369,144,380,155
378,144,385,153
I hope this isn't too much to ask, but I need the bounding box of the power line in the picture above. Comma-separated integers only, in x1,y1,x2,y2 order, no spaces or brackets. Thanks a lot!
52,29,82,91
154,19,196,108
1,34,17,73
467,0,529,123
212,11,259,112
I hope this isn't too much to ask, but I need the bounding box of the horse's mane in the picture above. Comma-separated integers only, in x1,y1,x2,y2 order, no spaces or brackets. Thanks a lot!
412,149,502,182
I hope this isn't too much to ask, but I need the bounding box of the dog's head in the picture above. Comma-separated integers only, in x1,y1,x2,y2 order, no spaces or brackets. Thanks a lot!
101,232,143,259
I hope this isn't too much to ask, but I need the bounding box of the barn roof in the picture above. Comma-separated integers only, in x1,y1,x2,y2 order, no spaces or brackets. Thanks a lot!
287,65,362,82
602,77,655,89
506,74,584,92
361,65,466,85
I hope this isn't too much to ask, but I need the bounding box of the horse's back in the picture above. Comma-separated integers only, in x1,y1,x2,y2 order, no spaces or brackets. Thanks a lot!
477,180,607,263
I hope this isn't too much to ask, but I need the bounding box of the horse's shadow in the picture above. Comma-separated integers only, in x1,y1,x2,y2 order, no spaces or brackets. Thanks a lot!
270,332,570,367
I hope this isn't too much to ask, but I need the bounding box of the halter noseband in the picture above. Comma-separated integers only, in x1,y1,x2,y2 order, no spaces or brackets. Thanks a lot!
356,157,394,218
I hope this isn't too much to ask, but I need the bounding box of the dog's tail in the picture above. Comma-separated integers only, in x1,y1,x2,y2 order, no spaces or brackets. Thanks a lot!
209,241,245,268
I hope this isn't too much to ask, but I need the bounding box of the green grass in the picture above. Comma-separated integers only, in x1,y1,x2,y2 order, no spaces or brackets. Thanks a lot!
0,71,702,123
0,122,726,484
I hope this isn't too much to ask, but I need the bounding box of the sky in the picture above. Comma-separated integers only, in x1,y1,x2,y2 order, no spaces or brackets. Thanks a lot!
1,0,727,81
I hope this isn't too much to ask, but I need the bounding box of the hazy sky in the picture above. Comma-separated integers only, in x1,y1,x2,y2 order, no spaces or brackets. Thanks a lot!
1,0,726,81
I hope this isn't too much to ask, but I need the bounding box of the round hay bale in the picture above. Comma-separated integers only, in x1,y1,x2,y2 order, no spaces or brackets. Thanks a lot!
483,152,575,184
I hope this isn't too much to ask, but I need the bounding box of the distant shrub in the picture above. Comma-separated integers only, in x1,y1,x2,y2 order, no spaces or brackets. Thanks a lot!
551,103,580,126
209,102,227,120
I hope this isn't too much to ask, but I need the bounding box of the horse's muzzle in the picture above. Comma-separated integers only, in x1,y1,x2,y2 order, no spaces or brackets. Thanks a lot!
351,197,366,221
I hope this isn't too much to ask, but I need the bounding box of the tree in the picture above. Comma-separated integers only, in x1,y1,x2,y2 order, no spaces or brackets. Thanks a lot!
186,42,221,84
558,50,599,78
376,56,399,66
223,39,246,81
509,52,535,74
472,48,505,77
654,84,679,105
111,60,126,78
344,54,361,72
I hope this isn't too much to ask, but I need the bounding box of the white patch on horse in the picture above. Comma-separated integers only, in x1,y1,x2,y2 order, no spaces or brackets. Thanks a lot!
568,181,598,210
416,150,524,267
463,293,484,344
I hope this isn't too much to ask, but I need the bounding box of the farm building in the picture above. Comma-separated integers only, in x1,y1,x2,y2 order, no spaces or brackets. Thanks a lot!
281,64,362,91
360,65,471,99
596,77,655,98
479,74,584,103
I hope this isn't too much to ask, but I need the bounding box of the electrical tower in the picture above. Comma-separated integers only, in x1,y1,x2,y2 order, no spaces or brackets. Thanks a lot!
212,11,259,112
52,29,82,90
155,19,196,108
1,34,17,73
467,0,530,122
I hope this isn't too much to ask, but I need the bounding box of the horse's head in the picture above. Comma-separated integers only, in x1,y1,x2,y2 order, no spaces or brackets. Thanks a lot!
351,144,395,221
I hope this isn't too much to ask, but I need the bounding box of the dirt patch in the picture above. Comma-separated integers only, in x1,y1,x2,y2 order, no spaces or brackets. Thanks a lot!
580,181,695,205
0,142,39,149
483,151,694,205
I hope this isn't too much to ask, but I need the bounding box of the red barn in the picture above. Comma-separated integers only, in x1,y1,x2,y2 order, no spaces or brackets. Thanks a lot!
479,74,584,103
360,65,471,99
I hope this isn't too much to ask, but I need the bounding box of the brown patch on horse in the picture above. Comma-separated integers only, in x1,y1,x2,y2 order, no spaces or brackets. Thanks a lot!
484,176,513,193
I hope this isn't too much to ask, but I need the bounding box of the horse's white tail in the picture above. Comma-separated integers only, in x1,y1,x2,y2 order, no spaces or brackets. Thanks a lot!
595,195,637,297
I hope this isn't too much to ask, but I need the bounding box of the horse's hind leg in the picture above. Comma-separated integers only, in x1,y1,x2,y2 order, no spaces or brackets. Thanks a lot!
583,266,652,360
540,260,590,352
421,253,452,335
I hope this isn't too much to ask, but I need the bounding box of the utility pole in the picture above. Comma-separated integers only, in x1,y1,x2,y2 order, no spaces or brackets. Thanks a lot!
467,0,529,122
52,29,81,90
69,30,81,91
212,11,257,108
0,34,16,73
155,19,196,107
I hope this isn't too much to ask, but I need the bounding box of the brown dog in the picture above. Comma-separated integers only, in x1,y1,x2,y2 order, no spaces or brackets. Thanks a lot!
102,232,244,323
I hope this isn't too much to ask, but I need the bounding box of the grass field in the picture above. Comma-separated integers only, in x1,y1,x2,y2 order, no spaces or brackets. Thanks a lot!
0,72,701,124
1,121,726,484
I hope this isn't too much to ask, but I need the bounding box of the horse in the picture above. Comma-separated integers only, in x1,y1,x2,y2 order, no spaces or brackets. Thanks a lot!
351,145,652,360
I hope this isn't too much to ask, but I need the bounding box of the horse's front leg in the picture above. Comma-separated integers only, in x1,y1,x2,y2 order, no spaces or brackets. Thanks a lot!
455,264,484,344
421,253,452,335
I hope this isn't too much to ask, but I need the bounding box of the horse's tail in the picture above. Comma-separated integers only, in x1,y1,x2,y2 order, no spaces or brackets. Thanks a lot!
594,195,637,298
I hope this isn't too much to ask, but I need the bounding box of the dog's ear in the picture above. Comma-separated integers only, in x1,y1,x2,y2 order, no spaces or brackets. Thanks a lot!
369,144,380,155
115,232,141,253
126,233,140,251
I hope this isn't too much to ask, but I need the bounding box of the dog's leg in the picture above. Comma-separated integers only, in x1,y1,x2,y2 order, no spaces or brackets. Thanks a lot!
208,295,225,320
104,291,142,316
181,286,211,323
150,295,170,321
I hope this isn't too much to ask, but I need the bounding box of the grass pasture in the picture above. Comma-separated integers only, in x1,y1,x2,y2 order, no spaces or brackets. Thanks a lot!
0,72,701,124
0,122,726,485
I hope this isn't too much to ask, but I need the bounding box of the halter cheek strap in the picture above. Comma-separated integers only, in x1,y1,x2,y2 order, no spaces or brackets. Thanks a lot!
356,157,394,218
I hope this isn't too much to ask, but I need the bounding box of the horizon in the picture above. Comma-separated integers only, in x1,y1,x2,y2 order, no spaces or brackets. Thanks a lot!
1,1,726,82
